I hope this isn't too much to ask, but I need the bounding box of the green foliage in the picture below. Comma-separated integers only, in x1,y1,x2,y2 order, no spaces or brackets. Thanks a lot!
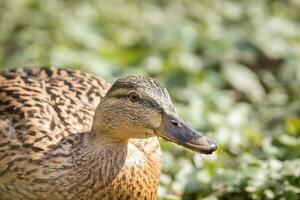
1,0,300,199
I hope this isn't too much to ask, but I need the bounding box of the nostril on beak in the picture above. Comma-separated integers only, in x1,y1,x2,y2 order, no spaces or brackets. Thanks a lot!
171,120,181,128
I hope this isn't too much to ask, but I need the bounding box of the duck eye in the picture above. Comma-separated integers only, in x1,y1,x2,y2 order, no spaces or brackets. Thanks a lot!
129,92,140,102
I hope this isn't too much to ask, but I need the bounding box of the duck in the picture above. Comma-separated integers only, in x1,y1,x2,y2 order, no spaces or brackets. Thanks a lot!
0,67,217,200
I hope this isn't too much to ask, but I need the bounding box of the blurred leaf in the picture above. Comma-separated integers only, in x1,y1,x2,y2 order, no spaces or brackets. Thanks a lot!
286,116,300,136
222,62,265,103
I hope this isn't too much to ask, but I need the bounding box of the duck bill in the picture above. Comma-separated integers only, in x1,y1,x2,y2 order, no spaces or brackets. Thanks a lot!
155,114,217,154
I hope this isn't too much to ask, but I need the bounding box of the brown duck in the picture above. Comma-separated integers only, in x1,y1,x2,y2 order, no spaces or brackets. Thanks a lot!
0,67,217,200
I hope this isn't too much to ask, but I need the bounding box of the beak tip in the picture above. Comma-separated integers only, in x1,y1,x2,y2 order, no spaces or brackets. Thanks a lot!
208,140,218,153
210,142,218,152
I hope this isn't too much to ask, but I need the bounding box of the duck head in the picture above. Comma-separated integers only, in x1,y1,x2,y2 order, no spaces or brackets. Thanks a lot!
92,76,217,154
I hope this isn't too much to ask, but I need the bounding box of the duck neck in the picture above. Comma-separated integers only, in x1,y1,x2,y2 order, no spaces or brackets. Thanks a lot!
90,101,129,143
71,136,128,190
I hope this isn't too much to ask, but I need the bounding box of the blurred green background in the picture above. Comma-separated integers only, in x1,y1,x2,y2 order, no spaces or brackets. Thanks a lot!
0,0,300,199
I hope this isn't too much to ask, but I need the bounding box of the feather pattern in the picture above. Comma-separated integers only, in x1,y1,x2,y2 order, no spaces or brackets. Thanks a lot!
0,67,161,200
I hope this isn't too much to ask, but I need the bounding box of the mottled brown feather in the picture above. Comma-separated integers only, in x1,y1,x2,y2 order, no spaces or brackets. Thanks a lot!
0,67,162,200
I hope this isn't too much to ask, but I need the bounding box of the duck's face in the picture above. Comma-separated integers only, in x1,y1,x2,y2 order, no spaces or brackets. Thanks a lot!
97,76,217,154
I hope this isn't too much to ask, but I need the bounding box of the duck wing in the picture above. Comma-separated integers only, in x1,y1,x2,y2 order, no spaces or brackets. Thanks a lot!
0,67,110,154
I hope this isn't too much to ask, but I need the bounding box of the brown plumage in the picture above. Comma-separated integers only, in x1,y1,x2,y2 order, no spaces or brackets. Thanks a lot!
0,67,217,200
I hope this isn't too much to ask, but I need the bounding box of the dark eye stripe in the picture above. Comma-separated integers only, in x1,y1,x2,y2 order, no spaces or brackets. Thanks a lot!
140,99,162,113
108,93,161,111
107,93,128,99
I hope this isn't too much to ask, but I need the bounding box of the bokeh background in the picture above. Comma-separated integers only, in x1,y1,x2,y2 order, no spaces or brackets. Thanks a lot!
0,0,300,199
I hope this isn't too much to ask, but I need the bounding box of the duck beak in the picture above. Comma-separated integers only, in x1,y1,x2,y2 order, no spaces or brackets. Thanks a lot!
155,112,217,154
